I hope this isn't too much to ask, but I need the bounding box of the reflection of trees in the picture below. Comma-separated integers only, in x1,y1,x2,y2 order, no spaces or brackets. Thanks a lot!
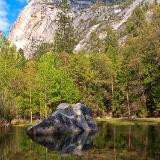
0,127,77,160
148,126,160,159
0,127,16,160
0,125,160,160
91,123,160,160
128,125,131,150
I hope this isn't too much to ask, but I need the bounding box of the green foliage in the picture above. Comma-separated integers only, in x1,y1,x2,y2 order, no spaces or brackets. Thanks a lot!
1,4,160,122
86,23,118,53
67,52,120,114
114,5,160,117
33,43,53,60
53,0,76,53
0,31,7,47
0,37,24,121
126,6,146,36
37,52,80,116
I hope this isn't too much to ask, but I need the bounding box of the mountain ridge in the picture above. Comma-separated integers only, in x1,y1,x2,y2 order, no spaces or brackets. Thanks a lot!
8,0,159,59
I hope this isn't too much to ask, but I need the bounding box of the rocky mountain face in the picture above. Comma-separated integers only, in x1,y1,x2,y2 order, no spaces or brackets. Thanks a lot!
9,0,159,59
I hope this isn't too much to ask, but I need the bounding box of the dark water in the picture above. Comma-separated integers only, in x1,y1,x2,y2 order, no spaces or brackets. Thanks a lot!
0,123,160,160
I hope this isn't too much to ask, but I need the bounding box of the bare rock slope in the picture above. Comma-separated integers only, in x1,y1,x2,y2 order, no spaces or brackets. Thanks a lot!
9,0,157,59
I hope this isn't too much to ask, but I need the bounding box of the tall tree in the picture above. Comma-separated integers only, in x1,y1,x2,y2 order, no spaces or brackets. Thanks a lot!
0,35,22,123
22,61,37,123
54,0,76,53
37,52,80,117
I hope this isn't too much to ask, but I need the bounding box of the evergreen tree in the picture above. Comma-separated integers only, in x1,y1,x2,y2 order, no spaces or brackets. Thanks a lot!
126,6,146,37
54,0,76,53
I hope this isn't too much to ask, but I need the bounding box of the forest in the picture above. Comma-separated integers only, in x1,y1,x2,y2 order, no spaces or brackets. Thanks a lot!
0,3,160,125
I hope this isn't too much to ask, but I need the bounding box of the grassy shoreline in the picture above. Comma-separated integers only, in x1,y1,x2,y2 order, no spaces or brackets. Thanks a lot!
96,118,160,125
11,118,160,127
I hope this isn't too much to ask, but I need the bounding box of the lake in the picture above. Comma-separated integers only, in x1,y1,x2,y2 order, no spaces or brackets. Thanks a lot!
0,122,160,160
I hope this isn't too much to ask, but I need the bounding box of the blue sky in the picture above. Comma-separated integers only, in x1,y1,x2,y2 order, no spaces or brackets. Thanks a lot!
0,0,28,35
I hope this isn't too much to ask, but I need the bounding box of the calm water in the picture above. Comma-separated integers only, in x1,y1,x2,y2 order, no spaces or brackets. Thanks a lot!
0,123,160,160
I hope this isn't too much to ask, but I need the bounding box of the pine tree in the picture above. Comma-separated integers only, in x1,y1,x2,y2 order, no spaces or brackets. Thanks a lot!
54,0,76,53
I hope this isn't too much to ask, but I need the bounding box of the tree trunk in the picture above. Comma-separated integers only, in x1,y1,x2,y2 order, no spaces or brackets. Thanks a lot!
39,93,42,119
126,84,131,117
111,78,114,116
44,89,47,118
30,88,32,123
139,71,147,109
142,84,147,108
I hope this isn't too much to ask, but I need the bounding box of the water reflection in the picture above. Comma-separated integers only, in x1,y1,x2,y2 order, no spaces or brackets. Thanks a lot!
28,131,96,156
93,123,160,160
0,123,160,160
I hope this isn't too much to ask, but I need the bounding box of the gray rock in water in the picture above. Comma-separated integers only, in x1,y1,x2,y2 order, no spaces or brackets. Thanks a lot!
28,131,96,156
27,103,97,135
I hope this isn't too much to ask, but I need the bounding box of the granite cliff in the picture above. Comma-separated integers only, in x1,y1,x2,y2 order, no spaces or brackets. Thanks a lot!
8,0,159,59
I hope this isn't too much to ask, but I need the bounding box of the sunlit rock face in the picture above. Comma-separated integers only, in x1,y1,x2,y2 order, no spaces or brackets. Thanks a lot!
27,103,97,136
9,0,60,59
9,0,158,59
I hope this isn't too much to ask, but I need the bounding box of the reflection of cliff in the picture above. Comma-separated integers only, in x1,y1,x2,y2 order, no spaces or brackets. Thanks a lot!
28,131,96,156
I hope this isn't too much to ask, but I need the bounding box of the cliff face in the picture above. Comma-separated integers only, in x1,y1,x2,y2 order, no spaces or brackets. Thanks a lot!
8,0,158,59
9,0,60,59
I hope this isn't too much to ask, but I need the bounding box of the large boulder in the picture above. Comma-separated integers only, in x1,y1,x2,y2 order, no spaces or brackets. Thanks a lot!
27,103,97,135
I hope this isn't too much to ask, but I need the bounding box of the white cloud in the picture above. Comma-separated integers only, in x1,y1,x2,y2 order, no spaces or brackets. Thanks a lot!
0,0,9,32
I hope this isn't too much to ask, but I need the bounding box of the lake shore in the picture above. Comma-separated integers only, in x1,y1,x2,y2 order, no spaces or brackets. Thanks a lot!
10,118,160,127
96,118,160,125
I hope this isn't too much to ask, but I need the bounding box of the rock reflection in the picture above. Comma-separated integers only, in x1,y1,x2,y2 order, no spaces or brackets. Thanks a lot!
28,131,96,156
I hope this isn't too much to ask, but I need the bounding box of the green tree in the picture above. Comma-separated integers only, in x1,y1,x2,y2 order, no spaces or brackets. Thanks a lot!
37,52,80,117
54,0,76,53
0,37,22,123
68,53,118,115
126,6,146,37
21,61,37,123
0,31,7,48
